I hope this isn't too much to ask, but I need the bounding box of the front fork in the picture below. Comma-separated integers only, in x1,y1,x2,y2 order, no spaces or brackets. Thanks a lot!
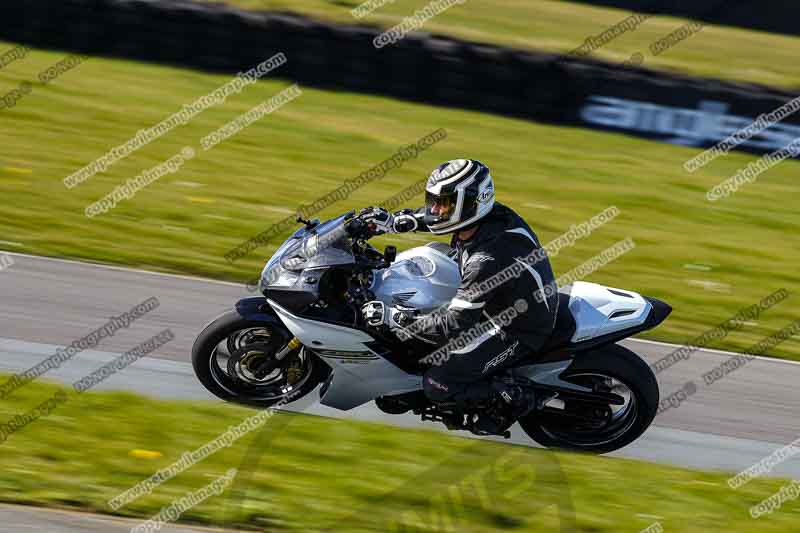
252,336,303,379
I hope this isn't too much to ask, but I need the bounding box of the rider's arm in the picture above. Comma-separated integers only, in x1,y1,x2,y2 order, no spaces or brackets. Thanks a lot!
400,249,499,346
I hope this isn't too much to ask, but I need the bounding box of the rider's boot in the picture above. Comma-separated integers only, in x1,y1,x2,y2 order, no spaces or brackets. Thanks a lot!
453,377,537,436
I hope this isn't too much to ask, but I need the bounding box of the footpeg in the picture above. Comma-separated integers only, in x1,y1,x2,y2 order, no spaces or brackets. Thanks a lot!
420,407,466,431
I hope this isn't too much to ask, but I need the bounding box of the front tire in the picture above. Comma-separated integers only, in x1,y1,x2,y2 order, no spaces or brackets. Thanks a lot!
192,310,329,408
519,343,659,454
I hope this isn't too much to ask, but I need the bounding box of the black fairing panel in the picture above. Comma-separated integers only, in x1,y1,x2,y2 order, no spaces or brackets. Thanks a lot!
265,288,318,313
263,267,327,313
235,296,277,321
645,297,672,328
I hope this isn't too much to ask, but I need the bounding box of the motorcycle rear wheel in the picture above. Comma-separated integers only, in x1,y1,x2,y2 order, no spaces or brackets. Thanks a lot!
519,343,659,454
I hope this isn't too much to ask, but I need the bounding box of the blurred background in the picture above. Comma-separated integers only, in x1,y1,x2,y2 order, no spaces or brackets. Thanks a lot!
0,1,798,532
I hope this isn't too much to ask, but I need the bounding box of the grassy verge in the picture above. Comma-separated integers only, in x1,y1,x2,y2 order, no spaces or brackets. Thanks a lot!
0,377,796,532
0,44,798,360
200,0,800,89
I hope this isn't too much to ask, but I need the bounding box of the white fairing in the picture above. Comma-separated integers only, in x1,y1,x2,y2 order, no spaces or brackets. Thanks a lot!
564,281,652,342
268,299,422,410
269,298,375,351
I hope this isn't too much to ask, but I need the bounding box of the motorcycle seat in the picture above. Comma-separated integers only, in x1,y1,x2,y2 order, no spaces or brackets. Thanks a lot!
540,292,576,352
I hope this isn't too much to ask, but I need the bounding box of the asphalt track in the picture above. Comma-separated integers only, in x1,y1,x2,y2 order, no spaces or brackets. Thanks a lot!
0,504,222,533
1,251,799,486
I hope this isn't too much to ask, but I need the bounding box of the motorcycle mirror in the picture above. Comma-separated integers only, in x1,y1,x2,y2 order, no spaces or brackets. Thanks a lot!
384,245,397,264
296,216,319,229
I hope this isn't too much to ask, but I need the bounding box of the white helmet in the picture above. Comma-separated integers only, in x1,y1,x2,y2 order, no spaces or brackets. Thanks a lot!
424,159,495,235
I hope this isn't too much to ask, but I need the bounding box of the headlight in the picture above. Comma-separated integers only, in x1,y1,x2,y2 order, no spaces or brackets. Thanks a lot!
280,242,308,271
303,234,319,257
265,261,300,288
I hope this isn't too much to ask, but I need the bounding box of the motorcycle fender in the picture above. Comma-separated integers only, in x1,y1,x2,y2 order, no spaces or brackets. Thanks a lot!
513,360,594,394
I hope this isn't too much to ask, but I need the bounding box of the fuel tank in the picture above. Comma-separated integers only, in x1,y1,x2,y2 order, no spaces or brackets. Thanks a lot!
370,244,460,312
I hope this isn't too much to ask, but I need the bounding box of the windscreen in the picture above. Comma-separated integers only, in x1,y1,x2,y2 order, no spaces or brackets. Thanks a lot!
280,215,354,270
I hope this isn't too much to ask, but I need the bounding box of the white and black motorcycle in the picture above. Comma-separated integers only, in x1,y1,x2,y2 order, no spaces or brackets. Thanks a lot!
193,211,671,453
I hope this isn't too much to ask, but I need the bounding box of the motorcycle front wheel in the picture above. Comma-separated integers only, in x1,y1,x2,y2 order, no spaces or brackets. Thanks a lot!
192,310,330,408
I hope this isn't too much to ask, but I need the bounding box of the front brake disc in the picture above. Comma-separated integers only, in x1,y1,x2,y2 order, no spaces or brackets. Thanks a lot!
227,341,281,382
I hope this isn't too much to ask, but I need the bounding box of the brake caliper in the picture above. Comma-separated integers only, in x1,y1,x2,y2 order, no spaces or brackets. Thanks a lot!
286,357,304,385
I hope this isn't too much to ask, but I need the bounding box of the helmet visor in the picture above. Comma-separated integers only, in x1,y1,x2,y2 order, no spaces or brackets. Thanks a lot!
425,191,458,225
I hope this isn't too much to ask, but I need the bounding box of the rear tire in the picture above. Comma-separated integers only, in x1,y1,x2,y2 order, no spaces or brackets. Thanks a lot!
192,310,329,408
519,343,659,454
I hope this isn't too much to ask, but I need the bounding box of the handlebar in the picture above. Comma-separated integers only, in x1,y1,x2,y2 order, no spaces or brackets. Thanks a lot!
345,214,397,272
345,216,373,241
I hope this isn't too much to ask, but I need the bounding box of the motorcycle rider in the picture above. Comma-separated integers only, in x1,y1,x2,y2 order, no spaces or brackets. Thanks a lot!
359,159,559,434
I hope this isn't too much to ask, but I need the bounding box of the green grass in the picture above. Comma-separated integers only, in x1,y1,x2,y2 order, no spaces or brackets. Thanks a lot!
0,43,798,360
0,377,797,532
200,0,800,89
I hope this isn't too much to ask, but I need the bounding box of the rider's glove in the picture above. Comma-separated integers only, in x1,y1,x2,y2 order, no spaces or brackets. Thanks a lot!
362,300,387,327
392,209,420,233
360,207,420,234
361,301,415,329
359,207,394,235
389,308,415,328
